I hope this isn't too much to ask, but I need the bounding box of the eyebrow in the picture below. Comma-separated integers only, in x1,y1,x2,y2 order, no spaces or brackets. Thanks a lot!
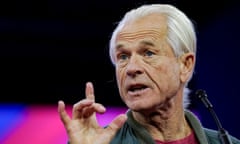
139,40,155,47
115,43,124,51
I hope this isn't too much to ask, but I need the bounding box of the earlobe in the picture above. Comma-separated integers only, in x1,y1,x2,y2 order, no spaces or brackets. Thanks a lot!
180,53,195,82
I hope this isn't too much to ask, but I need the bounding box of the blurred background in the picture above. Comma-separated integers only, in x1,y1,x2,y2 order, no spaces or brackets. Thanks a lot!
0,0,240,143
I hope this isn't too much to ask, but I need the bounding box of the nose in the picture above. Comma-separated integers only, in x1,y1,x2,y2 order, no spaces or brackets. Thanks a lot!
126,56,144,77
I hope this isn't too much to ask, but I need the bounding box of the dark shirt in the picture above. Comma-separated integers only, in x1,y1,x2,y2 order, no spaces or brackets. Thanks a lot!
109,110,240,144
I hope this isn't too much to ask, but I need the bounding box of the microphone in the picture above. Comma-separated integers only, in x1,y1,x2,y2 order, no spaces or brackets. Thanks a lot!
195,89,232,144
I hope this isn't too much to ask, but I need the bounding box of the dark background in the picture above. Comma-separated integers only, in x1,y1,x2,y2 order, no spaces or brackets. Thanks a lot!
1,0,240,139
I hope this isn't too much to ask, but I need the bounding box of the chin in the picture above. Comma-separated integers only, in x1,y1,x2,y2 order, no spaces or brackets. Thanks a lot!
126,102,142,111
130,102,163,113
127,102,152,111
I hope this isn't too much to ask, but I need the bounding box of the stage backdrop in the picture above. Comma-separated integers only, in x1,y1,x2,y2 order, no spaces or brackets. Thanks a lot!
0,103,127,144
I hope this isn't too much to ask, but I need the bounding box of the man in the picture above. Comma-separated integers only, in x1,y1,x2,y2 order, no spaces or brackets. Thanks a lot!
58,4,240,144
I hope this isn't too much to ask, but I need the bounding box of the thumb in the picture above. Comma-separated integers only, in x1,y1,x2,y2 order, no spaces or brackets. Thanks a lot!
106,114,127,134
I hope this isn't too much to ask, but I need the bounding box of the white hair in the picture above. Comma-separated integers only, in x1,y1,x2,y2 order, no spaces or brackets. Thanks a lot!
109,4,197,108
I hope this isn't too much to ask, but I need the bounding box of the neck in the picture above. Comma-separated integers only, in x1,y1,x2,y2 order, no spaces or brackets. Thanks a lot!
132,95,192,141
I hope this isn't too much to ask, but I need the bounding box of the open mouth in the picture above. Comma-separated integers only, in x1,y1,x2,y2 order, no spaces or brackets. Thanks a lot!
128,84,148,92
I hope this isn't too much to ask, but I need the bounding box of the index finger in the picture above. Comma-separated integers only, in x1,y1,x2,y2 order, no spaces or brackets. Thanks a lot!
58,100,71,125
85,81,95,101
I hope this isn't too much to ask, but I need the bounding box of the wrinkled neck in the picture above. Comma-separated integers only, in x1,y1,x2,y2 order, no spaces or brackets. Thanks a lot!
132,92,191,141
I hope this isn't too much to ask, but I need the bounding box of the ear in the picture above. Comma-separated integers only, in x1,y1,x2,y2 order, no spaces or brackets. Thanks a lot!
179,53,195,83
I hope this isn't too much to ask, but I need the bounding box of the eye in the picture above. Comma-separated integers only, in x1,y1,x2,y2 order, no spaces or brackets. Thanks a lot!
118,53,129,61
144,50,155,57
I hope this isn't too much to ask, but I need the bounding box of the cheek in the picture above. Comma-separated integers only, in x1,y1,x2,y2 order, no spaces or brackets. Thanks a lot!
115,67,125,92
116,67,123,82
166,66,181,90
166,64,180,81
152,62,180,85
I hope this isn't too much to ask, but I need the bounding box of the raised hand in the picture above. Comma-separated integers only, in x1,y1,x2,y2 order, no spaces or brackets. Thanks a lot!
58,82,127,144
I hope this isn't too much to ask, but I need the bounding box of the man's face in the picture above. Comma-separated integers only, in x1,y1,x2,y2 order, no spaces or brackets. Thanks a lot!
113,14,183,111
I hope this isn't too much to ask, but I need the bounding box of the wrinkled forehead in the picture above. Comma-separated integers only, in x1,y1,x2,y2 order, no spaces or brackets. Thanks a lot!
114,14,167,46
109,13,169,64
116,14,167,42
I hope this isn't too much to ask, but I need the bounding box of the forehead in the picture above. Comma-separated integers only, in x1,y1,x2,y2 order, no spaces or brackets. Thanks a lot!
116,13,168,42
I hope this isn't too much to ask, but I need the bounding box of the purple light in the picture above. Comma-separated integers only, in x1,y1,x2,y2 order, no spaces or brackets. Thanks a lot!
0,104,127,144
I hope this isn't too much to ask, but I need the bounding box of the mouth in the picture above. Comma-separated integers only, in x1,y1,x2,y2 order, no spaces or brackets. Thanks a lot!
127,84,148,93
